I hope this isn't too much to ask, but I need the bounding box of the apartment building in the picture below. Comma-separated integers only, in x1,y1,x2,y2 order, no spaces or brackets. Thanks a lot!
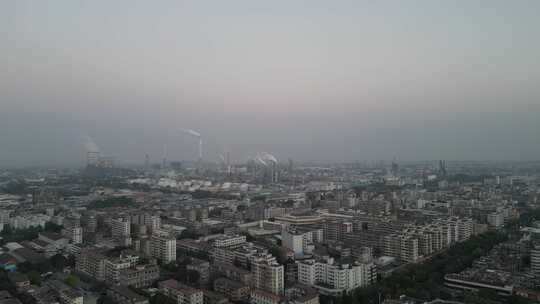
76,250,107,281
282,229,314,257
383,234,419,263
211,262,252,285
296,257,375,296
107,286,149,304
323,220,353,242
213,234,246,248
434,217,473,243
112,217,132,246
251,254,284,295
111,218,131,237
105,253,140,283
119,263,160,288
186,258,210,285
250,289,284,304
158,279,203,304
151,230,177,263
213,278,251,302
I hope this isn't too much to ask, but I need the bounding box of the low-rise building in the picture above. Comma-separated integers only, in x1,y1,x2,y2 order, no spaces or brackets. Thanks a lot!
213,234,246,248
211,262,252,285
186,258,210,286
57,289,83,304
119,263,160,288
107,286,149,304
158,279,204,304
250,289,283,304
214,278,250,302
202,290,228,304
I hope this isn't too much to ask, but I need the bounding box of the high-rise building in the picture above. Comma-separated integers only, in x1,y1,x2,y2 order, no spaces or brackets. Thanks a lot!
282,229,314,257
324,220,353,242
383,234,419,263
87,152,100,167
132,213,161,234
487,212,505,228
82,213,97,233
151,230,176,264
531,245,540,275
76,250,108,281
111,217,132,246
111,218,131,238
251,254,284,295
62,214,83,244
391,158,399,176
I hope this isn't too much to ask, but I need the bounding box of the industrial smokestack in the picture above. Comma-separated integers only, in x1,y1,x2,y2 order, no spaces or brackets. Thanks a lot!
162,144,168,169
180,128,203,161
226,151,231,175
199,138,203,160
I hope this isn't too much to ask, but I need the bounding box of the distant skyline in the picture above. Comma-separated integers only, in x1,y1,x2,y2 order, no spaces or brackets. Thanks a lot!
1,1,540,167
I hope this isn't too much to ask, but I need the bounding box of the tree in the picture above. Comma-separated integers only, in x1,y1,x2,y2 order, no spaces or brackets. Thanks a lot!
233,259,243,268
0,270,17,294
186,269,200,285
0,224,13,236
268,246,287,264
173,266,187,282
50,254,68,270
97,295,116,304
17,262,33,273
150,293,176,304
178,229,202,240
44,222,63,233
27,271,41,286
89,197,134,209
65,274,80,288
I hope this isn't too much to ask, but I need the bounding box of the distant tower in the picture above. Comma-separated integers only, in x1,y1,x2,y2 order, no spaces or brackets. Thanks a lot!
226,151,231,175
288,158,294,175
162,144,168,169
271,162,279,183
145,154,150,170
391,157,399,176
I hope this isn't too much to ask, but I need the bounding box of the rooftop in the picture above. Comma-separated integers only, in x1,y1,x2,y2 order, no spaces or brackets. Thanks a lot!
159,279,201,295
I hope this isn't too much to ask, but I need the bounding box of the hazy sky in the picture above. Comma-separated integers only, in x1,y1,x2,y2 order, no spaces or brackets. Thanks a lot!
1,1,540,167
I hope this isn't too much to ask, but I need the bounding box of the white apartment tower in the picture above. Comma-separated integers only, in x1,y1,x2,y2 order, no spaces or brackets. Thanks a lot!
151,230,177,264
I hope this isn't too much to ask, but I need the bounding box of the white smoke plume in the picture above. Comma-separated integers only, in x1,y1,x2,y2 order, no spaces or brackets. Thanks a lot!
262,152,278,164
255,156,267,166
83,136,100,152
181,129,201,137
